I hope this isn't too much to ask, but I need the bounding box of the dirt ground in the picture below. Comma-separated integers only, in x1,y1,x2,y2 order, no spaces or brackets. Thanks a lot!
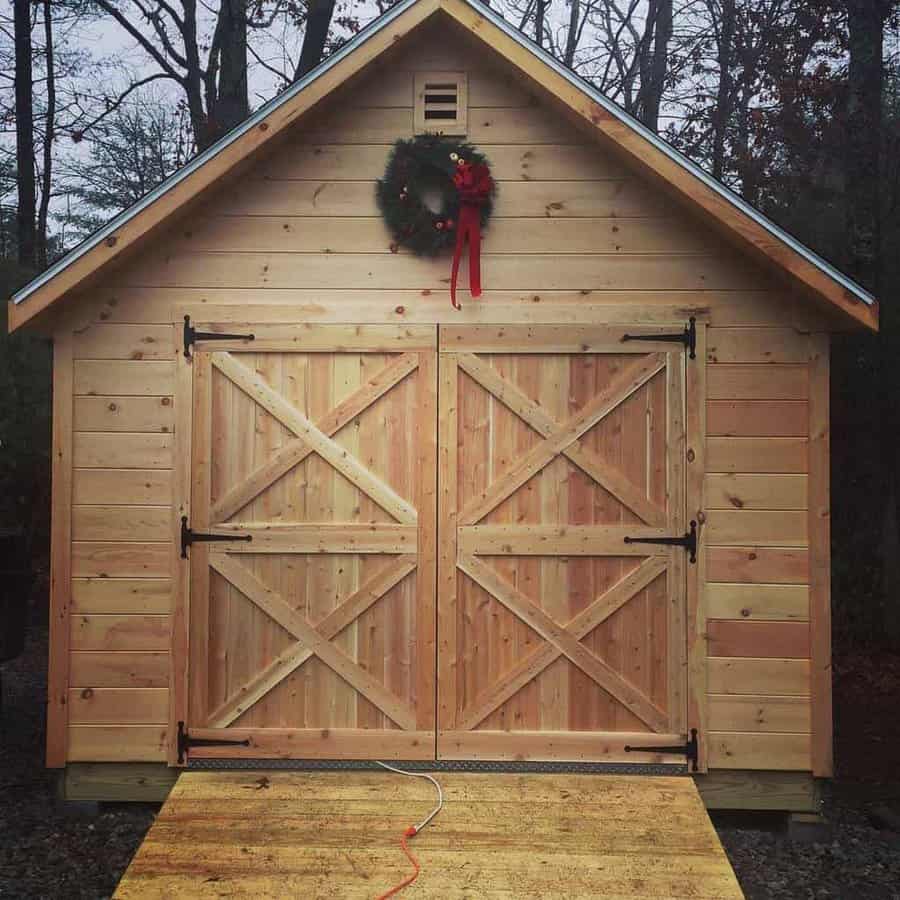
2,623,900,898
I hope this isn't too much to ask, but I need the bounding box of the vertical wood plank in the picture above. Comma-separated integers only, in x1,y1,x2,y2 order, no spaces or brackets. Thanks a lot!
168,330,191,765
666,352,687,735
229,355,256,724
47,331,74,767
416,350,438,734
257,352,287,727
188,352,212,727
326,352,356,728
539,355,569,731
437,352,459,739
687,324,709,771
808,333,832,777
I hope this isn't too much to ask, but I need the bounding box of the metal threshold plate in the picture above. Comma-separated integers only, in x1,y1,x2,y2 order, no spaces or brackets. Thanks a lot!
187,757,688,776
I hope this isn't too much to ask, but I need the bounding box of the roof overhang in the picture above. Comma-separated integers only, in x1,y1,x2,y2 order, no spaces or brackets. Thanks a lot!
8,0,878,332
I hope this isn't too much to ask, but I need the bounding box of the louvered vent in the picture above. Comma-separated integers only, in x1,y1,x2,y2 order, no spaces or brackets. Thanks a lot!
414,72,468,136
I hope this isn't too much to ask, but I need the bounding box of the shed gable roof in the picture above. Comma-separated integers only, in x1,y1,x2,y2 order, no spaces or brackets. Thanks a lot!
8,0,878,331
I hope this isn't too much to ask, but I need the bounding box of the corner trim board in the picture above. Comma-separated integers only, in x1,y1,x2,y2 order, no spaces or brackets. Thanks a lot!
48,331,74,767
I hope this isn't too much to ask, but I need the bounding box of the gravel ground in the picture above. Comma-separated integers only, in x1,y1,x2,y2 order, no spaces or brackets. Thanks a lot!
2,624,899,898
717,790,900,900
0,629,157,899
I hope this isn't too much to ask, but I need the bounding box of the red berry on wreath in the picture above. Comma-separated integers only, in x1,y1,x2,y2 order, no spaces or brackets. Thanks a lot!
435,220,445,230
445,219,455,229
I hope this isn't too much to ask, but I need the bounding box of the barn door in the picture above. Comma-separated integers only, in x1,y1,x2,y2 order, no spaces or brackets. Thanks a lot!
437,325,690,763
181,324,436,760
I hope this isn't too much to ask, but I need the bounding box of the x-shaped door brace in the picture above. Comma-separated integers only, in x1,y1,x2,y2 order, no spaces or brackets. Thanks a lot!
455,352,668,526
457,555,669,733
209,351,420,523
205,553,419,729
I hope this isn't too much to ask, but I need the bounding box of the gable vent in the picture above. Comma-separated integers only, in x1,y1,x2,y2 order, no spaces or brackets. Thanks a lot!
415,72,468,136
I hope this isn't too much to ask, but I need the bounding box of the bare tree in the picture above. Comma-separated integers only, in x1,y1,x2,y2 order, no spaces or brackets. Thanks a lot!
844,0,898,641
13,0,35,267
62,92,193,239
294,0,337,78
535,0,547,47
636,0,673,129
37,0,55,268
89,0,254,149
709,0,735,179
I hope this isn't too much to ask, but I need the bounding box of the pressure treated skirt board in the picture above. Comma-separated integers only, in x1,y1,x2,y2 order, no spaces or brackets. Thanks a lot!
115,771,743,898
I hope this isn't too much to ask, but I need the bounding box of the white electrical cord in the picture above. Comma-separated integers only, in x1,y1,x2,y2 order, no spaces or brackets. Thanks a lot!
375,761,444,832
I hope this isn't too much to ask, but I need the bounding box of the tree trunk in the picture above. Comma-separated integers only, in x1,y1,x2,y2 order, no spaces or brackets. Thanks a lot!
711,0,735,181
182,0,211,150
846,3,884,285
638,0,672,131
212,0,249,137
846,1,896,644
734,72,758,206
535,0,546,49
14,0,36,268
37,0,55,269
563,0,580,67
295,0,338,79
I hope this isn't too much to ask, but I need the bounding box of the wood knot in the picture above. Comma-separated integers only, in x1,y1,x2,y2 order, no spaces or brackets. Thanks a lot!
259,121,269,131
395,305,405,315
105,236,118,248
81,688,93,699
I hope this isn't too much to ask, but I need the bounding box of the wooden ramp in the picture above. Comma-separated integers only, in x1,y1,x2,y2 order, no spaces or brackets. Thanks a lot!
115,771,743,899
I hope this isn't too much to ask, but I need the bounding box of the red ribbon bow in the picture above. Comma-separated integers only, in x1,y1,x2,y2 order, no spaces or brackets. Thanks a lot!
450,161,493,309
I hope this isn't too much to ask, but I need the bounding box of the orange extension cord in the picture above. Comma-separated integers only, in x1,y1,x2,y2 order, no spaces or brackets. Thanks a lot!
375,825,420,900
374,763,443,900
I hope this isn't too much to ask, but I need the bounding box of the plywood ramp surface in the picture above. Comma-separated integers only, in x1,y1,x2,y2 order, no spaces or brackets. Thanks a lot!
115,771,743,899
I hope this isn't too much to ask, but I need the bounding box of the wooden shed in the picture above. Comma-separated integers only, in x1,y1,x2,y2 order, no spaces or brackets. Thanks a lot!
9,0,877,813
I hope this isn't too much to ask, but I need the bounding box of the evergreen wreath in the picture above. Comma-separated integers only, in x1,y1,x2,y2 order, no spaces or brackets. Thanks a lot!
376,135,496,257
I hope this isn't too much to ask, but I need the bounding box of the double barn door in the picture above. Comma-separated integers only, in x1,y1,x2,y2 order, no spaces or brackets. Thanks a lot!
179,323,693,764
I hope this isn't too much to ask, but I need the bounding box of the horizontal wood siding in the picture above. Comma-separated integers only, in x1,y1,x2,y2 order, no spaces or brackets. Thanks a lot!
51,26,829,772
67,726,168,762
704,326,814,771
66,319,176,762
68,688,169,724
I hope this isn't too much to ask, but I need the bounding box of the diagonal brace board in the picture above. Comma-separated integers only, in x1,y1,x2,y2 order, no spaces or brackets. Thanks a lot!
456,353,666,527
211,352,419,522
206,555,418,727
457,554,668,733
209,554,418,730
454,557,668,730
458,353,666,525
211,351,418,524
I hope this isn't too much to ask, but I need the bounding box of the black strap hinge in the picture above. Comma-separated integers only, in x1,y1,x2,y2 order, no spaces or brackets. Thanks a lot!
183,315,255,358
622,317,696,359
180,516,252,558
624,728,699,772
177,721,251,764
624,520,697,564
